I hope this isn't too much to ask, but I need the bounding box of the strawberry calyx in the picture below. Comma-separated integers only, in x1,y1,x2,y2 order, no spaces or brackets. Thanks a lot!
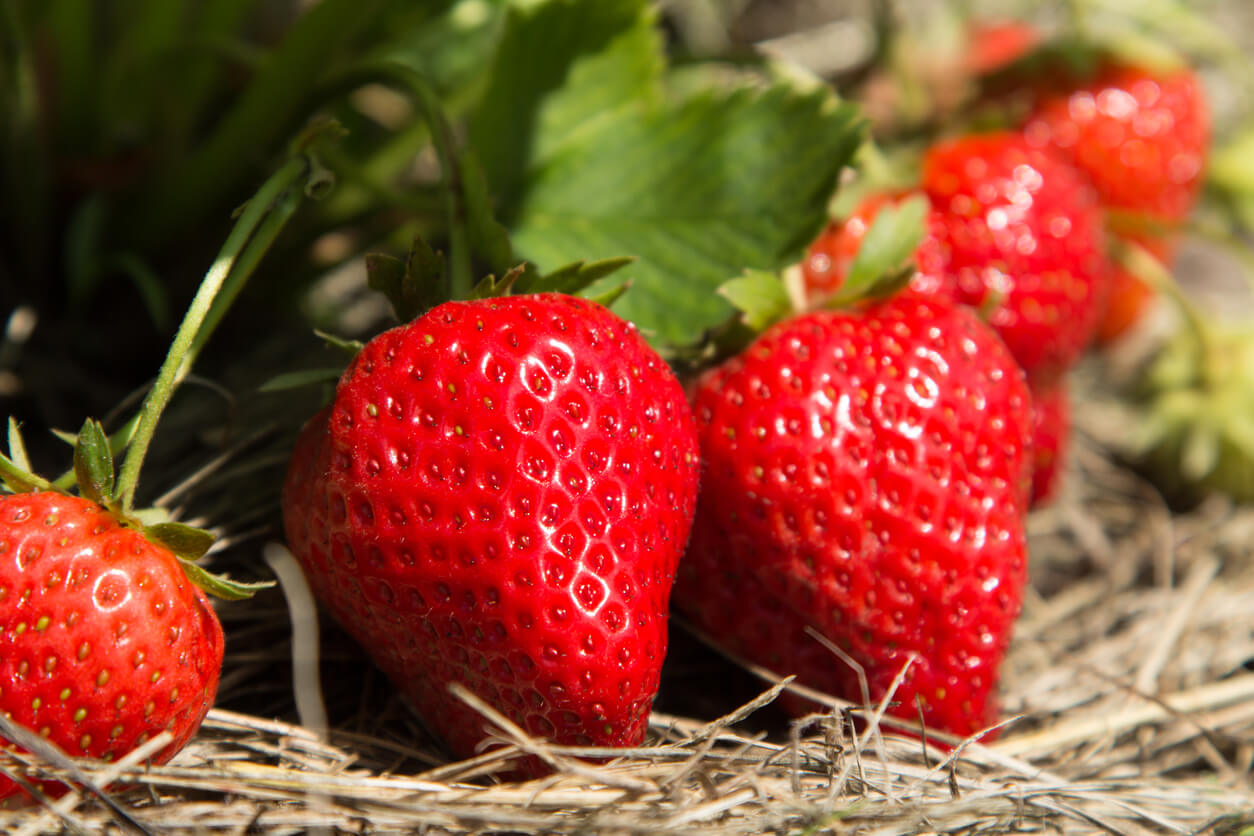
0,417,270,601
366,233,636,327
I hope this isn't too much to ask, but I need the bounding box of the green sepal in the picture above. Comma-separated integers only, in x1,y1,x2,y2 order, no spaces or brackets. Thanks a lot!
7,418,30,473
314,330,365,357
143,521,216,561
366,234,447,324
258,368,346,393
459,150,515,278
516,257,636,297
826,194,928,308
73,418,116,507
0,452,56,494
582,280,631,310
178,559,275,601
718,269,795,332
468,264,526,301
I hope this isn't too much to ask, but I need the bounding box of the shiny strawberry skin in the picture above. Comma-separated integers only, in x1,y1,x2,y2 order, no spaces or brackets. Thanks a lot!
1023,65,1209,223
1028,379,1070,506
282,294,700,763
923,133,1110,386
1023,66,1208,341
0,492,224,801
675,295,1032,738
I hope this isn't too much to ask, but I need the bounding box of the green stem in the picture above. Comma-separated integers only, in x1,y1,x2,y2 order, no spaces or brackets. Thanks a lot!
321,60,474,300
114,155,311,513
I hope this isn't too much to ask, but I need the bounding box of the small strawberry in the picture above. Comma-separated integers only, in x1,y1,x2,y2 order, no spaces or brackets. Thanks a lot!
1022,62,1209,341
282,292,700,766
0,492,224,802
922,132,1110,385
1028,380,1070,506
675,294,1033,738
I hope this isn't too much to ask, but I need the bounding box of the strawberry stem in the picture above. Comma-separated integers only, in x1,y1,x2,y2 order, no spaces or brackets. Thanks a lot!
321,61,474,303
114,154,315,513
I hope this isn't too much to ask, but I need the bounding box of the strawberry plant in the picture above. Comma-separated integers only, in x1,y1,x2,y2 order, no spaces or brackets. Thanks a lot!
0,150,322,800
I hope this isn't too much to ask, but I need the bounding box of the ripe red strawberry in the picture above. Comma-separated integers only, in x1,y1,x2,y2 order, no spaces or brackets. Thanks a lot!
282,293,700,766
922,132,1110,386
1028,380,1069,506
1023,64,1209,341
0,492,224,801
675,295,1033,738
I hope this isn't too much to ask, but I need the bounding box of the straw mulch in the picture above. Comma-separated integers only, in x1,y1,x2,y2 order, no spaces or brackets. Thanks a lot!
3,320,1254,835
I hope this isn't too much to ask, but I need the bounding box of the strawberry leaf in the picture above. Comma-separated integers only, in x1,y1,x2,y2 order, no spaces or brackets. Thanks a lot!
718,270,795,332
178,560,275,601
472,0,864,349
143,522,216,561
827,194,928,307
73,418,115,506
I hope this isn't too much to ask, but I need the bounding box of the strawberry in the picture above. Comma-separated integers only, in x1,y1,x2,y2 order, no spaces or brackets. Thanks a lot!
1028,380,1069,506
922,132,1110,385
0,492,224,802
282,293,700,766
1022,63,1209,341
964,20,1041,77
675,294,1033,738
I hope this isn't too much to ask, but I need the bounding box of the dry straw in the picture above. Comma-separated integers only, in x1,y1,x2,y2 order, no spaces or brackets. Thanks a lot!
3,361,1254,835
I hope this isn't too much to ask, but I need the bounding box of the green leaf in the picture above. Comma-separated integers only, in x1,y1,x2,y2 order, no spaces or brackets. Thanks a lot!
7,418,30,473
73,418,115,506
178,560,275,601
473,0,865,348
143,522,216,561
718,270,795,332
258,368,347,393
470,0,665,214
829,193,928,306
